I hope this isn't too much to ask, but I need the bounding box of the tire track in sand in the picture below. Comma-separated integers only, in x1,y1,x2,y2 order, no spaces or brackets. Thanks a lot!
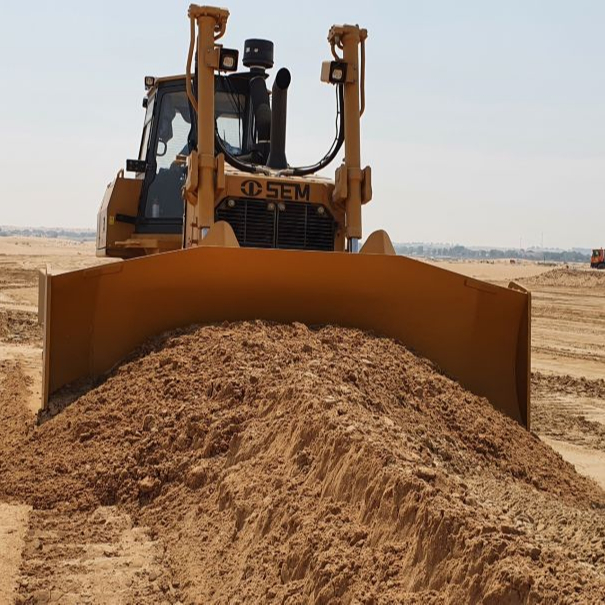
0,359,177,605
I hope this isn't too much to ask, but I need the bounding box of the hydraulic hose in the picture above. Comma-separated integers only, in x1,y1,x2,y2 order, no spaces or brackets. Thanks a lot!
186,17,198,114
218,83,345,177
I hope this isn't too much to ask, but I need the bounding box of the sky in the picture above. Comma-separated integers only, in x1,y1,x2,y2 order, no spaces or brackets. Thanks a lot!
0,0,603,249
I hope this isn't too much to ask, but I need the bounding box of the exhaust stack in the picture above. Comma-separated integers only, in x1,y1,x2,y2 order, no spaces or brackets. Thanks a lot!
267,67,291,169
249,77,271,161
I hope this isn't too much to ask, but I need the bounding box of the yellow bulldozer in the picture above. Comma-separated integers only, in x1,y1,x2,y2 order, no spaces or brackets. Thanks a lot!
39,5,531,427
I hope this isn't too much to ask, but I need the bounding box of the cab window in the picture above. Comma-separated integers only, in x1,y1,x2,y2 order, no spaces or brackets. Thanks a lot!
144,91,191,219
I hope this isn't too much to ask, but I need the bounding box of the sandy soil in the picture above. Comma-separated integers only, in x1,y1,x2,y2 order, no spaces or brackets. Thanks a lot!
0,504,31,605
526,272,605,381
0,239,604,603
427,258,555,282
0,238,161,604
432,260,605,489
17,507,172,604
3,321,605,603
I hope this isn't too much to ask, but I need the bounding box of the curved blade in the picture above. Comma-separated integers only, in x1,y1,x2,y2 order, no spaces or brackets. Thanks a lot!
41,248,530,427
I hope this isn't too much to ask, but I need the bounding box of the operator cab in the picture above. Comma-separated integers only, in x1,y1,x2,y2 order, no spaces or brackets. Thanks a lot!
110,36,343,253
134,74,253,235
133,38,291,237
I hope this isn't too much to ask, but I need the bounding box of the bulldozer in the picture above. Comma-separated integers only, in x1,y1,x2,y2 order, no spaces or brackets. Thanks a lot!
591,248,604,269
39,5,532,427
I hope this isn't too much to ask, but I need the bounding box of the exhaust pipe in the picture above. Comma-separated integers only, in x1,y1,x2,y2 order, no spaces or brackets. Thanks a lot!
267,68,291,169
249,76,272,162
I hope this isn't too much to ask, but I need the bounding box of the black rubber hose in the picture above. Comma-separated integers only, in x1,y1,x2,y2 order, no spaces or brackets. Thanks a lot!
249,76,271,161
217,83,345,176
290,83,345,177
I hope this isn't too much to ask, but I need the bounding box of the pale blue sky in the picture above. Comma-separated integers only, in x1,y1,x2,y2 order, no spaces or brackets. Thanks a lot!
1,1,603,248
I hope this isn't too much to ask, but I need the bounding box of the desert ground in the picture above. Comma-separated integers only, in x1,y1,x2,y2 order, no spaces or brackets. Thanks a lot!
0,237,604,603
433,257,605,489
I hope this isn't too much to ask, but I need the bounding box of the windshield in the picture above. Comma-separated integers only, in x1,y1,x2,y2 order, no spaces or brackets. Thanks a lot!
138,96,155,161
216,90,246,155
138,79,250,227
144,90,192,219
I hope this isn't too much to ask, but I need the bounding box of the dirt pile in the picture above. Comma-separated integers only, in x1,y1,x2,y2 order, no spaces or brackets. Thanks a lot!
0,264,40,344
0,265,37,289
0,309,41,344
522,267,605,289
533,372,605,400
16,507,173,604
2,322,605,603
532,372,605,452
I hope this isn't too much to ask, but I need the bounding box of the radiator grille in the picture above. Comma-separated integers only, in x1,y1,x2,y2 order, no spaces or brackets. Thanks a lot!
215,199,335,251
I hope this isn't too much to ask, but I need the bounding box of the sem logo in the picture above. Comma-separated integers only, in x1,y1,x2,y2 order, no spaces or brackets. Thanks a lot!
241,179,263,197
266,181,310,201
240,179,311,202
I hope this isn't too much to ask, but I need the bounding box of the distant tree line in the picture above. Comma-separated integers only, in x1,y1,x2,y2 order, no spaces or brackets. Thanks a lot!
394,243,590,263
0,226,592,262
0,226,96,241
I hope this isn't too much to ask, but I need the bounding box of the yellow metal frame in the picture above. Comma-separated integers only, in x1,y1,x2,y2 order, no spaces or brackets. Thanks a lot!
181,6,371,250
97,6,372,255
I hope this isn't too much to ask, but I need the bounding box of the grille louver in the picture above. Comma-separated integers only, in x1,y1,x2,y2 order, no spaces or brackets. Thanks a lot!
216,199,335,251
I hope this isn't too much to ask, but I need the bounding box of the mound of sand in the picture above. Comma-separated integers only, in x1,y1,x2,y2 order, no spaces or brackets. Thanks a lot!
532,372,605,453
0,309,41,344
533,372,605,400
2,322,605,603
523,267,605,289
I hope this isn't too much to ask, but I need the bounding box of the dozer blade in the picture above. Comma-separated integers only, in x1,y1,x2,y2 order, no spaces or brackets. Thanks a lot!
41,248,530,427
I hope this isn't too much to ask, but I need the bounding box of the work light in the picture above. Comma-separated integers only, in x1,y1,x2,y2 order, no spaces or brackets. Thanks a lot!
321,60,348,84
219,48,239,72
